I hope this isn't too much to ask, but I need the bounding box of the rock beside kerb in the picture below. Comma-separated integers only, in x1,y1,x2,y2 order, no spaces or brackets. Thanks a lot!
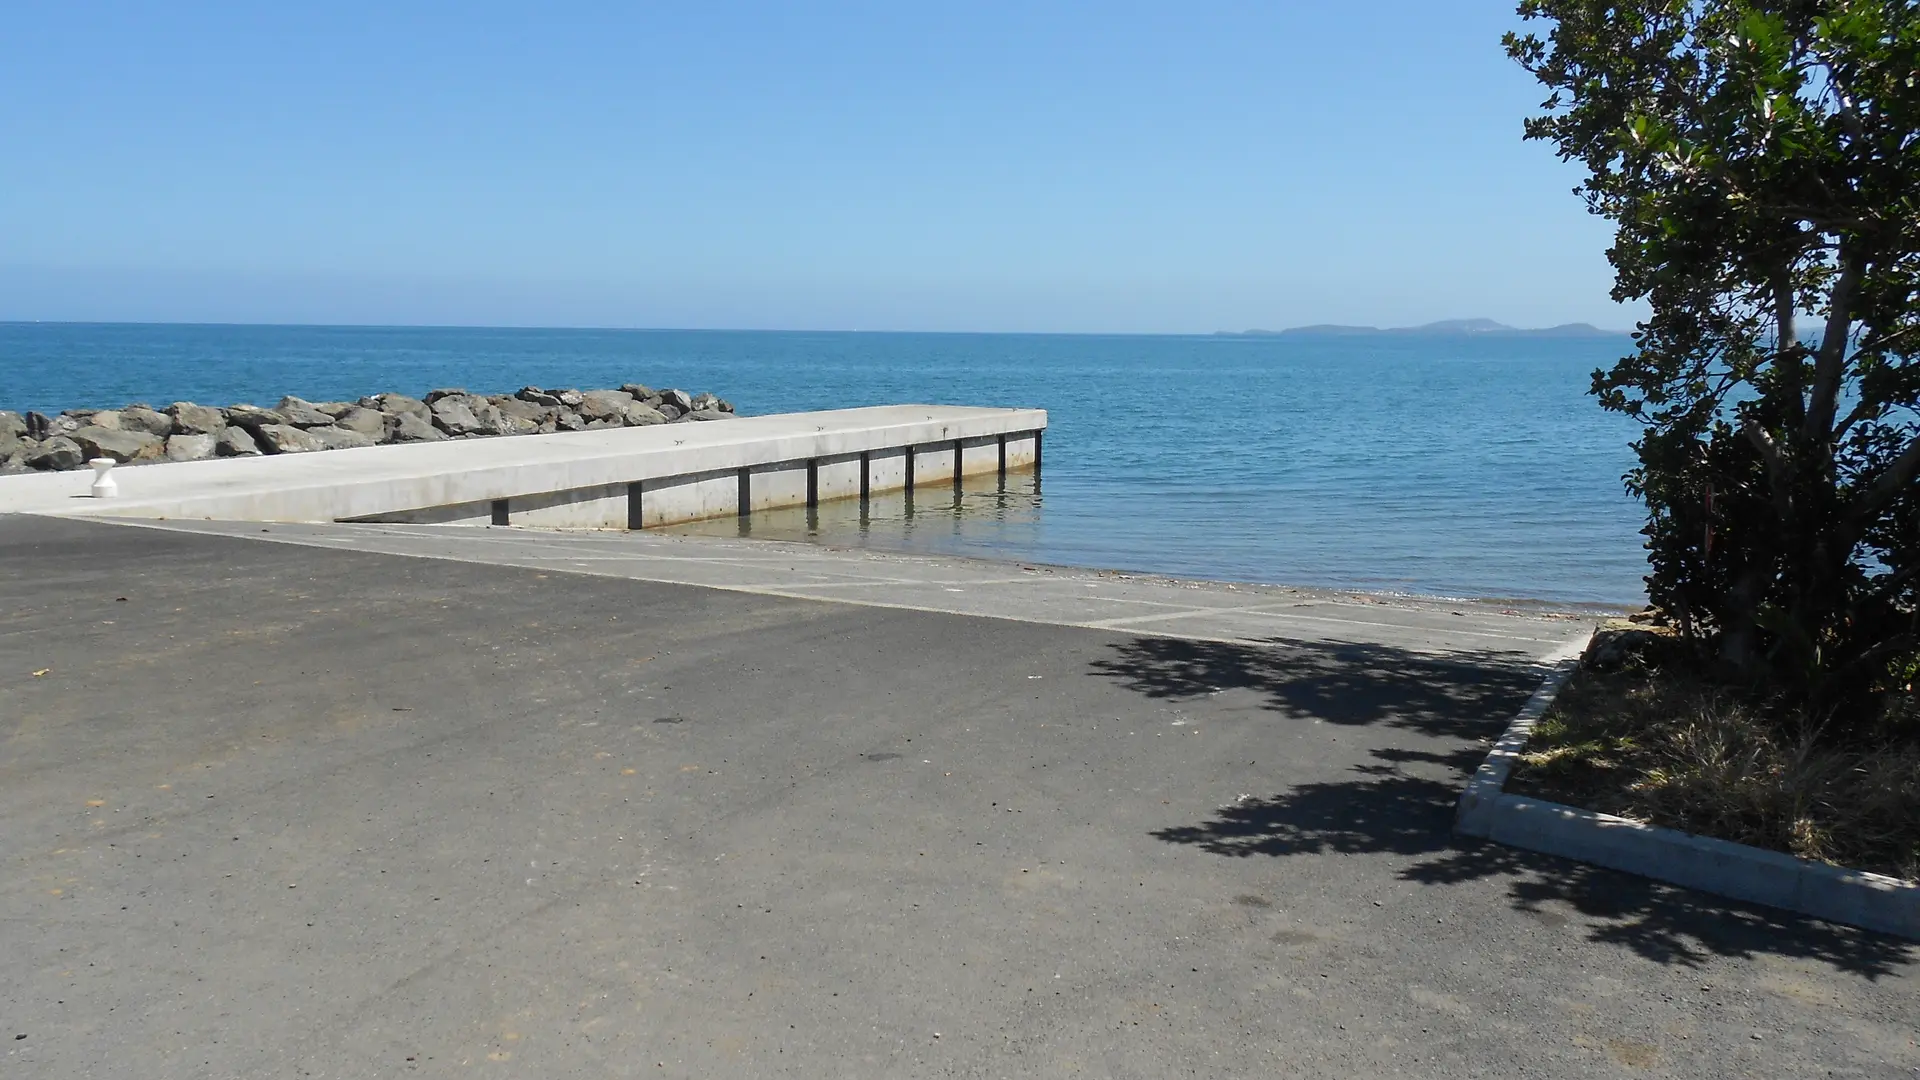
0,386,736,472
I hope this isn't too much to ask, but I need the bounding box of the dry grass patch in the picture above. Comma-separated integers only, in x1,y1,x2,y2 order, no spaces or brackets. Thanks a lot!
1508,660,1920,883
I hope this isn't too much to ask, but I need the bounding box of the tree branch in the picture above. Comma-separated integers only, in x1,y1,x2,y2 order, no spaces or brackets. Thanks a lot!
1771,262,1804,425
1804,248,1863,442
1837,396,1882,437
1742,418,1796,521
1846,435,1920,525
1860,560,1920,610
1828,631,1920,689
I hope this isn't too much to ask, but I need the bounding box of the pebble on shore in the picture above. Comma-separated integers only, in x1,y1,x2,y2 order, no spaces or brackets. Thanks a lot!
0,385,736,473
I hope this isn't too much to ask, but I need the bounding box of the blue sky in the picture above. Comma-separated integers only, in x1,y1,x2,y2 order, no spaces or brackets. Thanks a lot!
0,2,1633,332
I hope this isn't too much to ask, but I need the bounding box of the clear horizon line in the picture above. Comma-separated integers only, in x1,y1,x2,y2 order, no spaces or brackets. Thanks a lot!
0,316,1636,337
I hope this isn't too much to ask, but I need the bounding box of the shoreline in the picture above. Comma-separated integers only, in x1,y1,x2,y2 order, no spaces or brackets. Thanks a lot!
646,512,1643,618
713,530,1638,620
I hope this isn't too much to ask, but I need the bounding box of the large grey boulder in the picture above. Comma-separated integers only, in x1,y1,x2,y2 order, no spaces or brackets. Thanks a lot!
1582,622,1668,672
619,383,655,400
495,412,540,436
552,410,587,432
225,405,287,430
314,401,354,418
624,404,669,426
423,387,468,405
472,401,514,435
656,402,684,421
577,390,635,423
305,426,378,451
514,386,564,408
276,396,336,428
167,402,226,434
215,427,263,457
658,389,694,415
52,410,112,436
686,408,733,422
387,411,448,442
429,394,502,437
164,433,219,462
333,407,389,437
70,425,163,463
0,412,24,460
489,395,552,423
120,405,175,437
27,436,84,470
365,393,430,421
253,424,328,454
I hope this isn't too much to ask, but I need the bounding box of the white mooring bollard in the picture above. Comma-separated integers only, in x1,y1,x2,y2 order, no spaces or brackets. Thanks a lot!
89,458,118,498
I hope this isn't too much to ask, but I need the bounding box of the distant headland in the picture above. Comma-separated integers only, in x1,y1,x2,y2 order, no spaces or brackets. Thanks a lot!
1217,318,1626,338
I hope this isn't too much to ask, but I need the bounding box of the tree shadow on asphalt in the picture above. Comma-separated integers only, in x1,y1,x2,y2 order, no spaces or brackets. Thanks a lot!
1108,635,1916,977
1087,633,1542,740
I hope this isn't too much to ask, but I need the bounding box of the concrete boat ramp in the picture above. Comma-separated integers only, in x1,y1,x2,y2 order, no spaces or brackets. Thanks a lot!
133,519,1596,659
2,409,1913,1078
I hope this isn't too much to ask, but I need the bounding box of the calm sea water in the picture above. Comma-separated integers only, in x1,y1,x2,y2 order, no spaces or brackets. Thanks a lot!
0,322,1647,605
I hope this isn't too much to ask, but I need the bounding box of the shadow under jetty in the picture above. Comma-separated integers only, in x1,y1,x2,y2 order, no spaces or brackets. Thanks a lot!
656,467,1043,560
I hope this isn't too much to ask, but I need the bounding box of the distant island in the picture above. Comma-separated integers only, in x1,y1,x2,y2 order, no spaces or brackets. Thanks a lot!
1218,318,1625,338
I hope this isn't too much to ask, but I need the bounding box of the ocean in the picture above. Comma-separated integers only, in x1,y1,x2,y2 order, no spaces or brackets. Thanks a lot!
0,322,1647,606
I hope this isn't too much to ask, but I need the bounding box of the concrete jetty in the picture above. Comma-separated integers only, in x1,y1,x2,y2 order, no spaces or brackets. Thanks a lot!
0,404,1045,528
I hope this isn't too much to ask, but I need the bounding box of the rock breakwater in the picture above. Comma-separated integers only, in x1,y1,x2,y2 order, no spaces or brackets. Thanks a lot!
0,385,736,473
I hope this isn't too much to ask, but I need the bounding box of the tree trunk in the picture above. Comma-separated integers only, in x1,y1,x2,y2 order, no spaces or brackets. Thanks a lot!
1717,565,1766,675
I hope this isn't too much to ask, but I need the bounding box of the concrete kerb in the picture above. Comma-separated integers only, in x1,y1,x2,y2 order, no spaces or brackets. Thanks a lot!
1453,639,1585,836
1454,631,1920,941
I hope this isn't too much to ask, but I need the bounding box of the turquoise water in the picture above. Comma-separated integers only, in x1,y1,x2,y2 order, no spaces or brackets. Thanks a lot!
0,322,1647,605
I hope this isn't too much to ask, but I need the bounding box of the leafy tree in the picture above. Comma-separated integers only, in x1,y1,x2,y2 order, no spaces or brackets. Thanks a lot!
1506,0,1919,730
